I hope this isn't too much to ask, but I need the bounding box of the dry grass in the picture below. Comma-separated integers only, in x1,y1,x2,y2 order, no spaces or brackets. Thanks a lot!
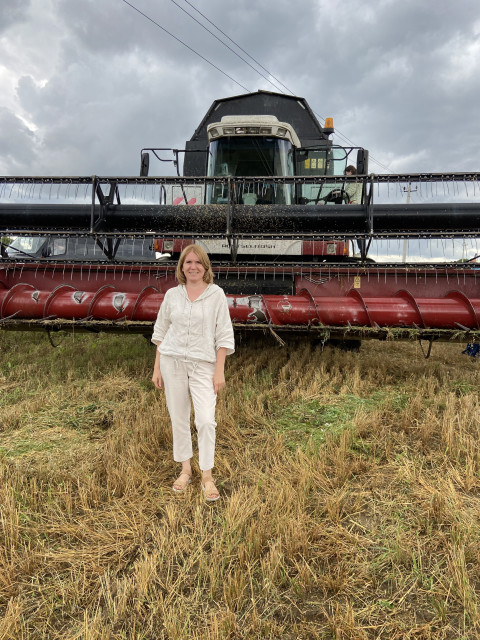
1,331,480,638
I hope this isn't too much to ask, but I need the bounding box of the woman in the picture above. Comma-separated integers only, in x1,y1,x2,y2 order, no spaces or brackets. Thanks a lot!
151,244,235,501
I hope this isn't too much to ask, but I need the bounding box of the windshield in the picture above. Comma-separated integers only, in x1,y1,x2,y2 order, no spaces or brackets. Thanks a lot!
295,146,349,177
206,137,294,204
8,236,46,254
295,146,355,204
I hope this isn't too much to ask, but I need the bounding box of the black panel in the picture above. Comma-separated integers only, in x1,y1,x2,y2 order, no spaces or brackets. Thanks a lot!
215,274,294,295
183,141,209,176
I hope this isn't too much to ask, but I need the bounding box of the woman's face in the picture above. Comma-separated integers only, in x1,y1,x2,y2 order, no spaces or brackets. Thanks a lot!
182,251,206,284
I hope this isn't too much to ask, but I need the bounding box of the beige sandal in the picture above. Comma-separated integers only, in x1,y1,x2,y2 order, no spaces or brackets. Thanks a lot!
172,471,192,493
202,480,220,502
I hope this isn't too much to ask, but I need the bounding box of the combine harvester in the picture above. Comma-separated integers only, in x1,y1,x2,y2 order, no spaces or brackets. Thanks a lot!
1,91,480,351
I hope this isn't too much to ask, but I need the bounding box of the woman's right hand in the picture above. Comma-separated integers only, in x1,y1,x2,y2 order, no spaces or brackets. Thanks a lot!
152,368,163,389
152,346,163,389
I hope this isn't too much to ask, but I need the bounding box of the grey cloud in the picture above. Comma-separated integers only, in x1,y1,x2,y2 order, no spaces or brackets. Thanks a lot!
2,0,480,178
15,59,204,174
0,0,31,34
0,107,38,173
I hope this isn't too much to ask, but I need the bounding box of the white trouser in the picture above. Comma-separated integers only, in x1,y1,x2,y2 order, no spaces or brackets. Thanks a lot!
160,355,217,471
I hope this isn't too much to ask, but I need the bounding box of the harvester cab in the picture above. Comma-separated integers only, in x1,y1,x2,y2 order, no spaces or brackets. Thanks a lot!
146,91,368,262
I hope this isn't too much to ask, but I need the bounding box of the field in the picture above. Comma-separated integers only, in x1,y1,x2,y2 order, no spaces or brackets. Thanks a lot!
1,330,480,639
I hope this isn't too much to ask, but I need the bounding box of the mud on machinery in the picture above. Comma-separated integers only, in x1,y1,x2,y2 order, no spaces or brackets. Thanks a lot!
1,91,480,348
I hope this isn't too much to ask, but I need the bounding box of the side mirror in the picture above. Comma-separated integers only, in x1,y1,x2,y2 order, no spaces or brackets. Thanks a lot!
356,149,369,175
140,152,150,177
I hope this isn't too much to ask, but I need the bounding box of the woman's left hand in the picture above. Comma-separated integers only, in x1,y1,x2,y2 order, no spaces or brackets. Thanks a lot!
213,371,225,394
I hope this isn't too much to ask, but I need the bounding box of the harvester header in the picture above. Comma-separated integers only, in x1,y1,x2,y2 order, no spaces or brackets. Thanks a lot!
1,91,480,347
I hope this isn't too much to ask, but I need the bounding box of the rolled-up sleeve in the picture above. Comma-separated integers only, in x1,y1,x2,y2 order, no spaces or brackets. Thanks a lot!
151,292,171,346
215,291,235,355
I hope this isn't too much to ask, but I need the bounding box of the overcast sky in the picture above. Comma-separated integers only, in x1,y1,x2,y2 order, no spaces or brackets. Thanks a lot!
2,0,480,179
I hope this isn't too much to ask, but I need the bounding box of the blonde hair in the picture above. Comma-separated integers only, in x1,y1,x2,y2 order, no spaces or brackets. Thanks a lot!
176,244,214,285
